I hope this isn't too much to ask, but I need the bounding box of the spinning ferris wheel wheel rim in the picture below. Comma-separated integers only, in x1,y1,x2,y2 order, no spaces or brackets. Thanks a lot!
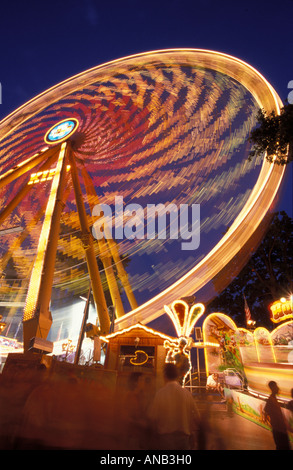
0,48,282,138
0,49,286,334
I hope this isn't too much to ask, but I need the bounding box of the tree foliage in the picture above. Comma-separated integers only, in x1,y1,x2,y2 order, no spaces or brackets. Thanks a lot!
249,104,293,165
207,211,293,328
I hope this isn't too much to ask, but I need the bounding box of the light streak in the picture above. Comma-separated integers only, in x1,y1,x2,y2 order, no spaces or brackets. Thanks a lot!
100,322,177,344
254,327,276,363
164,299,205,338
23,142,68,321
0,49,287,338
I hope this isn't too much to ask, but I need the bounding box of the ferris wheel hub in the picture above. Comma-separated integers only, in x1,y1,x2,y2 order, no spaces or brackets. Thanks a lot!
44,118,79,144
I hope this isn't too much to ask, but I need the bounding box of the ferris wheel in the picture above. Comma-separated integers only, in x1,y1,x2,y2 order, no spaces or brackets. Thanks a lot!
0,49,285,350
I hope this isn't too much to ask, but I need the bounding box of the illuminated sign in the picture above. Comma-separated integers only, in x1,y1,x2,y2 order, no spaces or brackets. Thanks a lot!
269,297,293,323
44,118,79,144
28,165,71,185
130,350,149,366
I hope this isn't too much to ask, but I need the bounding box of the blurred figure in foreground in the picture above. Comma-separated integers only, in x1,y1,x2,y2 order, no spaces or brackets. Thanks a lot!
117,372,154,449
148,363,199,450
288,388,293,414
264,381,291,450
173,338,190,386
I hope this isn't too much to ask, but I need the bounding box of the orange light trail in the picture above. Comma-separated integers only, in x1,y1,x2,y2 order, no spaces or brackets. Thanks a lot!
0,49,287,339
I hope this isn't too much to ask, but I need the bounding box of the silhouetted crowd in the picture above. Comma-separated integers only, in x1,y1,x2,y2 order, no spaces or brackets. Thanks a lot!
0,361,292,450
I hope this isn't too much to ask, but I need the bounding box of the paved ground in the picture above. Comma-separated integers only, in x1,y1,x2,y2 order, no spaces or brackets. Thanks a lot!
205,405,275,450
195,400,292,450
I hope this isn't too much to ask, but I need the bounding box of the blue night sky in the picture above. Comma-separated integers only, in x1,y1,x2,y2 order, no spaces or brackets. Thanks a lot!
0,0,291,219
0,0,292,340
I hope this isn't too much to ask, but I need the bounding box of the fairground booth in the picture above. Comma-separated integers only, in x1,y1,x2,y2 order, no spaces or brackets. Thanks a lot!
201,296,293,440
0,49,291,449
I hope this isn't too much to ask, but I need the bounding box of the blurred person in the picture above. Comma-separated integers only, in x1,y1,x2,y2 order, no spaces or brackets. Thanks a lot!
148,362,200,450
206,372,225,399
264,381,291,450
287,388,293,435
173,338,190,386
116,372,152,450
288,388,293,414
15,372,89,449
0,363,49,449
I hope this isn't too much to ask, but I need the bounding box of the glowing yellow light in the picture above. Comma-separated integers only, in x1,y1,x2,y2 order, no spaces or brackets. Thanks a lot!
61,338,75,359
28,168,56,185
254,327,276,363
0,49,286,335
44,118,79,145
244,362,293,402
27,163,70,186
164,299,205,338
23,142,68,321
163,337,192,386
0,315,6,334
100,322,177,344
102,49,284,330
129,350,149,366
269,298,293,323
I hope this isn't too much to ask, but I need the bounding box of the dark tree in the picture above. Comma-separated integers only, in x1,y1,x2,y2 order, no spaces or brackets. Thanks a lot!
249,104,293,165
207,211,293,329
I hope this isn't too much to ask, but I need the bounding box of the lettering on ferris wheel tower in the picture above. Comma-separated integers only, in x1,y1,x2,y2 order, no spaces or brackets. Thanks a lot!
92,196,200,251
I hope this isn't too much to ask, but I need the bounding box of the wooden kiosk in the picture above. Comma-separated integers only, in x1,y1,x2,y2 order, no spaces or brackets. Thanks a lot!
100,323,178,391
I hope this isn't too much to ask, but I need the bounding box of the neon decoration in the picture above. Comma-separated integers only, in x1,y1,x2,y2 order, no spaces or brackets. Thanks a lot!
163,338,191,386
0,49,287,343
162,299,204,385
129,350,149,366
164,299,205,338
269,297,293,323
100,323,176,344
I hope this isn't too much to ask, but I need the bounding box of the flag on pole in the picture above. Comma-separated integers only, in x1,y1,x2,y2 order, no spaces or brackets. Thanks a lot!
244,293,254,327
